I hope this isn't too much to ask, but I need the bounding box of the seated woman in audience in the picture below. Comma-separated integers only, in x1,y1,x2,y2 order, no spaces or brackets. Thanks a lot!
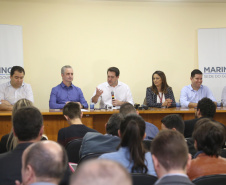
0,99,47,153
99,114,156,176
187,118,226,180
145,71,175,108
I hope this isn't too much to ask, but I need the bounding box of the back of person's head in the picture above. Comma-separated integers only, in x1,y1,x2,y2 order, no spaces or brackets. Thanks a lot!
193,118,226,157
22,141,67,183
63,102,81,119
61,65,72,74
106,113,124,136
10,66,25,76
197,98,216,118
70,159,132,185
107,67,120,77
13,106,43,141
151,130,189,172
191,69,202,78
161,114,184,134
120,114,147,173
119,103,136,117
8,99,34,151
12,99,33,119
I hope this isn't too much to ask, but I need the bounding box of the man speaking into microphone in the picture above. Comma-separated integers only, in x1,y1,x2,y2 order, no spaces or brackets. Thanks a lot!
91,67,134,109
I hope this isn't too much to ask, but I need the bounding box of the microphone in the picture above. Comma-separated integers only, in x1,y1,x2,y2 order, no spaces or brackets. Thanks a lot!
111,91,115,107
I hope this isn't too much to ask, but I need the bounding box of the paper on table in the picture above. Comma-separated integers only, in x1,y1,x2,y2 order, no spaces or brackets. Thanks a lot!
81,109,88,112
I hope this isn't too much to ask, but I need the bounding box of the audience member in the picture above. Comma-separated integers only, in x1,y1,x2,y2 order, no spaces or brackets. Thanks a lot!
0,99,33,153
70,159,132,185
151,130,194,185
99,114,156,176
161,114,184,134
49,65,88,109
187,118,226,180
91,67,133,109
161,114,197,157
184,97,224,138
0,106,43,185
79,113,123,159
15,141,68,185
120,102,159,140
58,102,98,147
0,66,34,110
180,69,216,108
146,70,175,108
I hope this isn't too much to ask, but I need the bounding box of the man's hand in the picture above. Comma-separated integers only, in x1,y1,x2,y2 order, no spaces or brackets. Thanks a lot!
96,88,103,97
1,100,11,106
112,99,123,106
91,88,103,104
0,100,13,110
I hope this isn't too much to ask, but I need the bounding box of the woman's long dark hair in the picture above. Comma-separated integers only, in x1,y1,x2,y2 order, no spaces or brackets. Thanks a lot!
151,71,170,95
120,114,148,173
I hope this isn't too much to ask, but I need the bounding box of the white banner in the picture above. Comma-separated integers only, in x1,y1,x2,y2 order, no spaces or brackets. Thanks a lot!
198,28,226,102
0,24,23,84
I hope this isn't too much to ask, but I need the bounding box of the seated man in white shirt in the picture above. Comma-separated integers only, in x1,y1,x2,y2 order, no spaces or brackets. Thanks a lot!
180,69,216,108
91,67,134,109
0,66,33,110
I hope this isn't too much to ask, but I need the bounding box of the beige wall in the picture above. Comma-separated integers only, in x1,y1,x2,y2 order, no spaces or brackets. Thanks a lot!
1,0,226,109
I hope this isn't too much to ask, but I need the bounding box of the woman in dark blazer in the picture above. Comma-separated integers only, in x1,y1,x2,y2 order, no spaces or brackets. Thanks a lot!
146,71,175,108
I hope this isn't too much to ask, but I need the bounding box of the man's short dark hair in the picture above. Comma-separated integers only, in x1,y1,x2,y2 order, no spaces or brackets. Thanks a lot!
151,130,188,171
193,118,226,157
191,69,202,78
197,98,216,118
161,114,184,134
106,113,124,136
119,103,136,117
63,102,81,119
13,106,43,141
10,66,25,76
107,67,120,77
24,141,67,182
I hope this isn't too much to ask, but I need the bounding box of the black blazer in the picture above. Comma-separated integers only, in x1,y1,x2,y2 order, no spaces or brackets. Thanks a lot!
146,87,176,108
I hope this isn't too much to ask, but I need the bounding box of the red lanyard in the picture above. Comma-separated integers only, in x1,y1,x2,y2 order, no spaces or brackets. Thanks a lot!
158,93,163,103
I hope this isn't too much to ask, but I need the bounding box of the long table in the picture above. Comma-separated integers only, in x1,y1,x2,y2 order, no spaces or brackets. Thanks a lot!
1,107,226,141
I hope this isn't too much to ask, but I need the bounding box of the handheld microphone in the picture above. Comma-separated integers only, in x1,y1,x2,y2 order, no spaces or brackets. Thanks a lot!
111,91,115,107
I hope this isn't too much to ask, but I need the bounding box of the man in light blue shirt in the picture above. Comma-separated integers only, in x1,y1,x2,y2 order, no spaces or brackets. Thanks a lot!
180,69,216,108
49,65,88,109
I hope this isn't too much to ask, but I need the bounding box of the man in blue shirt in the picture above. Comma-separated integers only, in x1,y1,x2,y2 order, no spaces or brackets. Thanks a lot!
49,65,88,109
180,69,216,108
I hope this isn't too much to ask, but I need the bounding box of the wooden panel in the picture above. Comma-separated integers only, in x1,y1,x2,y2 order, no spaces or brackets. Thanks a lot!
0,108,225,142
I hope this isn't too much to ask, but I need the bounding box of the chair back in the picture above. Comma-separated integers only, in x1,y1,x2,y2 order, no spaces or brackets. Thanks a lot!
131,173,157,185
78,153,104,165
65,138,83,163
142,140,152,150
192,174,226,185
220,148,226,158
